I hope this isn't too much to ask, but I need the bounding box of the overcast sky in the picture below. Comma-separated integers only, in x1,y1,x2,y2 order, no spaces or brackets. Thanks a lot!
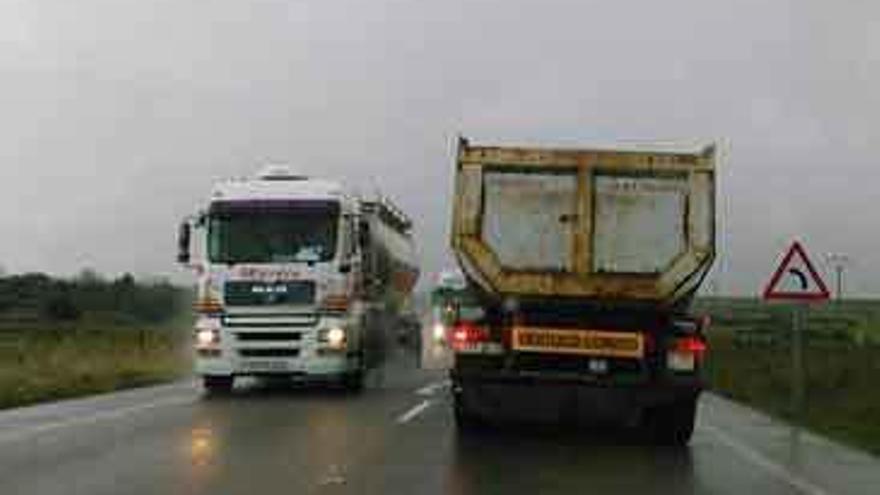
1,0,879,296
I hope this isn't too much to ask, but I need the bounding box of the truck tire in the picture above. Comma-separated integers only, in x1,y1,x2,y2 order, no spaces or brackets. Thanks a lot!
203,376,234,395
644,396,697,446
453,393,485,432
342,370,365,393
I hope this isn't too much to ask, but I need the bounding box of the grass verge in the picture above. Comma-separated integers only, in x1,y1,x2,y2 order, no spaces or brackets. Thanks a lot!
703,312,880,456
0,324,190,410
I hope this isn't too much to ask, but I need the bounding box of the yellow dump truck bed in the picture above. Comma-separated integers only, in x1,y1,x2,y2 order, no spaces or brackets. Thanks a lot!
451,138,717,307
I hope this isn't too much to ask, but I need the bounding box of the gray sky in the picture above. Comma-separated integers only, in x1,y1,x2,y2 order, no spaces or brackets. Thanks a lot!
1,0,878,296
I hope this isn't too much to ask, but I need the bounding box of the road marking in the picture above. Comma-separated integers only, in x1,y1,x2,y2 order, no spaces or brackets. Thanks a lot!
0,395,193,444
415,379,450,397
317,464,346,486
397,400,433,424
701,424,831,495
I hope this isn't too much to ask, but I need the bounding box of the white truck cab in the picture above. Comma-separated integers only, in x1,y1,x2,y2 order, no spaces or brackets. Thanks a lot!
178,166,418,393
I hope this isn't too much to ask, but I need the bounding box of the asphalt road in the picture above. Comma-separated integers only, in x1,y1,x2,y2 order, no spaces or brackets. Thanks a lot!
1,343,878,495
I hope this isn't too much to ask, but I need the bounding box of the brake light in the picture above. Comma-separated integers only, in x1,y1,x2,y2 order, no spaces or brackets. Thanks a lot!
667,335,707,372
675,336,707,356
450,322,489,350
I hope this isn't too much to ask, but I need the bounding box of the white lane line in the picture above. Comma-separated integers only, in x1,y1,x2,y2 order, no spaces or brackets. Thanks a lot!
317,464,347,486
0,395,194,444
701,424,831,495
415,379,450,397
396,400,433,424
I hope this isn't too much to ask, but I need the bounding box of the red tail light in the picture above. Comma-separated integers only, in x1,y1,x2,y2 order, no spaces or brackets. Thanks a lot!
450,322,489,350
675,336,708,356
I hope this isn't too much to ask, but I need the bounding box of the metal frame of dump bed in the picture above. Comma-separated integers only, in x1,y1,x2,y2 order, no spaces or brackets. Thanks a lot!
451,138,717,308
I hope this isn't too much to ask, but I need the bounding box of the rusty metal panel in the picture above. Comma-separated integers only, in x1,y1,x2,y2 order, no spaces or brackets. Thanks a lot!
689,171,714,250
452,138,717,305
457,165,482,236
592,173,689,274
481,171,578,271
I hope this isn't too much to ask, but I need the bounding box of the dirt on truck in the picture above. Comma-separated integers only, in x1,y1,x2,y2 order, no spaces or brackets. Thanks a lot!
447,137,717,445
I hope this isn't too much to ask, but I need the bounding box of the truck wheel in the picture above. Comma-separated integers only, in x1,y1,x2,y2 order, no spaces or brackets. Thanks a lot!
645,396,697,446
203,376,234,395
453,394,484,432
342,370,365,393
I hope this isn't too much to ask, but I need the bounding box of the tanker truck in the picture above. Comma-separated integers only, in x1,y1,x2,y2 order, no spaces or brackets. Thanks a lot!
448,138,716,445
176,166,419,393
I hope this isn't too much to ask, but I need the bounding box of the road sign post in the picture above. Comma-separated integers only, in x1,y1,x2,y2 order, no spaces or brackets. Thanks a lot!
790,304,804,422
762,240,829,429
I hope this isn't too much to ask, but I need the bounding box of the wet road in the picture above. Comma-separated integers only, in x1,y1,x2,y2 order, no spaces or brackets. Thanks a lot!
1,345,878,495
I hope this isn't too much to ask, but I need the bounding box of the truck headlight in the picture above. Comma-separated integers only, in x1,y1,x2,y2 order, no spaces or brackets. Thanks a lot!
195,318,221,347
197,329,219,346
319,327,346,349
327,327,345,347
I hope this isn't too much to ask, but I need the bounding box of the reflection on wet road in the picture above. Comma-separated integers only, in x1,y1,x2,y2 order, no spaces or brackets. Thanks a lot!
0,339,877,495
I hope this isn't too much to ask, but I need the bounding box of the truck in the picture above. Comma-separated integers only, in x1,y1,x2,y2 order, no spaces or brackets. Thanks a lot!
177,166,419,393
448,138,717,445
428,269,470,344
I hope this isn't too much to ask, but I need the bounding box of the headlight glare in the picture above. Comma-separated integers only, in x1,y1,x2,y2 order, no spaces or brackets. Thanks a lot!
326,327,346,348
196,329,219,346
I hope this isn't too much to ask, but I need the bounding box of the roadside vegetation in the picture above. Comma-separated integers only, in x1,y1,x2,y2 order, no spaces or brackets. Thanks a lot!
0,271,191,409
695,297,880,455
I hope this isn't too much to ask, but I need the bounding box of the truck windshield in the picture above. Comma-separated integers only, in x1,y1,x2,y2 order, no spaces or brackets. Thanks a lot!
207,200,340,264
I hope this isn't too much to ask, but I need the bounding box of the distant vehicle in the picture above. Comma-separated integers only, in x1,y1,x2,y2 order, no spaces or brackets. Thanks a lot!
447,138,716,445
429,269,470,345
395,311,421,346
177,166,419,393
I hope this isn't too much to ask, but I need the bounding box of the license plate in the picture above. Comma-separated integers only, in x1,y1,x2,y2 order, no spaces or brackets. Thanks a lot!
241,360,290,372
512,327,644,358
667,351,695,371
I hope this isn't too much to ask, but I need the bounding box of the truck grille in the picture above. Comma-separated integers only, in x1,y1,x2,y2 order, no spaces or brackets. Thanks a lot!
239,348,300,358
224,312,313,362
224,281,315,306
235,332,302,342
223,313,318,328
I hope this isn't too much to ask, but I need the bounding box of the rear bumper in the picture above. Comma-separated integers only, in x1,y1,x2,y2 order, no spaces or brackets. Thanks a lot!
450,368,701,422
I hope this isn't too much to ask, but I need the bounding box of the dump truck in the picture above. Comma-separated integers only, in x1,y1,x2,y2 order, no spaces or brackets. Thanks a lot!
448,138,716,445
177,166,419,393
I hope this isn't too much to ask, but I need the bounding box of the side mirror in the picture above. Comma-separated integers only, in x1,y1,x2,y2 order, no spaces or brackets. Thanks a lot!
339,263,351,274
177,221,191,264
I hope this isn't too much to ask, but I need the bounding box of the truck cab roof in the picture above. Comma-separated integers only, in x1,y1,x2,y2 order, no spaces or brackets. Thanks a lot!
209,174,349,204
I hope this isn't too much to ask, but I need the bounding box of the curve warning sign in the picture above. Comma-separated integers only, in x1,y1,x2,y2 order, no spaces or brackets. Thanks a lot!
762,240,830,302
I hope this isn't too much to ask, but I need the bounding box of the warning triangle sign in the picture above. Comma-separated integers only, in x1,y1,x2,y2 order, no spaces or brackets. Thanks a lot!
762,241,830,301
